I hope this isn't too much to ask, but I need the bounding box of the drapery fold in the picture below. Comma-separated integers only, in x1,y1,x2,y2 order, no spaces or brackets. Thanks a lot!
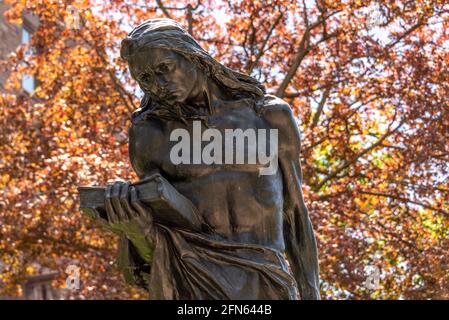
119,225,298,300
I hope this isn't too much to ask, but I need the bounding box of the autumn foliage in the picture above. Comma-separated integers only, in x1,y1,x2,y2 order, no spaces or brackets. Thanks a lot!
0,0,448,299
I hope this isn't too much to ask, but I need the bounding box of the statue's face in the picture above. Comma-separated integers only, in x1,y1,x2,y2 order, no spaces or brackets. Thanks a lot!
128,47,203,104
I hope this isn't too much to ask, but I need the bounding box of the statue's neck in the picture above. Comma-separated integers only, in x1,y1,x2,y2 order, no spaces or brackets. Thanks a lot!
186,79,234,114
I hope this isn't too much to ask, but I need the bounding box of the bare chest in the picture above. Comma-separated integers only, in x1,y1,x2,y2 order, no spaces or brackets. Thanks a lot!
157,105,277,179
130,105,284,247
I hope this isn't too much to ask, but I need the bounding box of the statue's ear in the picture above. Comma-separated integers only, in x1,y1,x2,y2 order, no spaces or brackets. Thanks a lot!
139,93,150,108
131,94,152,123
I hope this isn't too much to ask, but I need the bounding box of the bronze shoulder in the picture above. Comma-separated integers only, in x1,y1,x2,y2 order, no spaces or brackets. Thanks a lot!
256,94,296,129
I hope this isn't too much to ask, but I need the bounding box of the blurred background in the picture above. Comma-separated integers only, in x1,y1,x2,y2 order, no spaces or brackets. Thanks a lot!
0,0,448,299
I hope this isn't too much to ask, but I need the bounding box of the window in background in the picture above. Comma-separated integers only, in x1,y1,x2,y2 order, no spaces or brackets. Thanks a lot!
21,25,34,94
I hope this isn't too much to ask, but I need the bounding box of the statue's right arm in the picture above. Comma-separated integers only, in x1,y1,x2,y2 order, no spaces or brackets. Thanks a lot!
128,120,165,180
116,120,165,288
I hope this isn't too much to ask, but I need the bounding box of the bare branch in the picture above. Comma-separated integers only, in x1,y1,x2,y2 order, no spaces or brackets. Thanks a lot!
314,119,406,191
386,18,426,49
187,4,194,35
275,9,339,98
155,0,173,19
302,0,309,29
79,13,137,113
275,31,310,97
310,86,331,128
358,190,448,216
246,12,283,73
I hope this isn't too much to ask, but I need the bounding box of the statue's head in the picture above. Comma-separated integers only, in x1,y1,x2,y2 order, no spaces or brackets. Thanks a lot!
120,19,265,111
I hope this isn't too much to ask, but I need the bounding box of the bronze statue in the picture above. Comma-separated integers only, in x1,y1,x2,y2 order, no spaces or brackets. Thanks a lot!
79,18,320,300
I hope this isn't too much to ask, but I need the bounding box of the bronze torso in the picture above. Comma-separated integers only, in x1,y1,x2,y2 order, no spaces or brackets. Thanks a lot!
129,97,285,251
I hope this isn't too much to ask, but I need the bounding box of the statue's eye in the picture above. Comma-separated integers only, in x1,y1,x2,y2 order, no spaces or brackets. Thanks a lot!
140,73,152,83
156,63,171,74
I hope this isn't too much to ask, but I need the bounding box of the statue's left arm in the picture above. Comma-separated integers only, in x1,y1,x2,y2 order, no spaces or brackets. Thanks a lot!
262,96,321,300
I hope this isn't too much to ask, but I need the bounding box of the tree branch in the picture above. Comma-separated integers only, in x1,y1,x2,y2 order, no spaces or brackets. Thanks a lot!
276,25,338,98
246,12,283,74
358,190,448,216
155,0,173,19
314,119,405,191
187,4,194,36
386,18,426,49
275,29,310,98
310,86,331,128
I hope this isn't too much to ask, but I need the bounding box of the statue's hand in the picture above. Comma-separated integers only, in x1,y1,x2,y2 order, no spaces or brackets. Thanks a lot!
104,181,153,240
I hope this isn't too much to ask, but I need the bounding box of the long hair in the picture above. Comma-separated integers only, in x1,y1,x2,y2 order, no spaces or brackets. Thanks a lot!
120,18,266,124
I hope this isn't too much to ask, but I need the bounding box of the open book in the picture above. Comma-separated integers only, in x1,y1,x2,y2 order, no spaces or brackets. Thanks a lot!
78,175,202,231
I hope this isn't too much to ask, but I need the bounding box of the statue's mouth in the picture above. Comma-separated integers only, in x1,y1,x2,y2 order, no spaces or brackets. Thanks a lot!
161,91,181,104
144,88,179,102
